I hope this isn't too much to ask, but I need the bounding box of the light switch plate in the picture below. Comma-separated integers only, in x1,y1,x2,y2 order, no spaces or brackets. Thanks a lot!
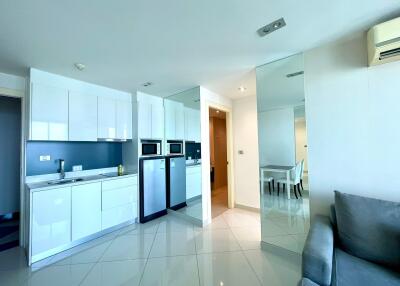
39,155,51,161
72,165,83,171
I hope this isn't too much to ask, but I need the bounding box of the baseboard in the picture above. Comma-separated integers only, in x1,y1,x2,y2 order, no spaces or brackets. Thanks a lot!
234,203,260,213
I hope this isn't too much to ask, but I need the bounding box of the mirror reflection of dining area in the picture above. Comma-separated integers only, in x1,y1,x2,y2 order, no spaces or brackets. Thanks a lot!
257,54,310,254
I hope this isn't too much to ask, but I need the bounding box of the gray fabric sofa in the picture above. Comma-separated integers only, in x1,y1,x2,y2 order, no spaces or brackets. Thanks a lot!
300,191,400,286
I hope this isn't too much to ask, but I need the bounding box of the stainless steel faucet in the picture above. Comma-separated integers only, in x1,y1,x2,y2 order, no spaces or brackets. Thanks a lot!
58,159,65,180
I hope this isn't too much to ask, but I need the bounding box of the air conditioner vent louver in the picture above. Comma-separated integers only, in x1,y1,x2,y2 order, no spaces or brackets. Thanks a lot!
379,47,400,60
367,17,400,66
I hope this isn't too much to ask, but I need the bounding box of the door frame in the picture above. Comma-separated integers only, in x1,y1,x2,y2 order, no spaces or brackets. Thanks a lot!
0,87,26,248
205,101,235,211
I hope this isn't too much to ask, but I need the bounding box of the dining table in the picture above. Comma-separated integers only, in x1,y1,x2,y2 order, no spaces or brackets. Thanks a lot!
260,165,295,199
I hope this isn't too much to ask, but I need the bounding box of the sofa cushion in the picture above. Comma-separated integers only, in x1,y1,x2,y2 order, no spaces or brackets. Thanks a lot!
299,278,320,286
334,191,400,269
333,248,400,286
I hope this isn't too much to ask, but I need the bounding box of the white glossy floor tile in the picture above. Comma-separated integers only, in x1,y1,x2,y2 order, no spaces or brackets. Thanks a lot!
157,215,195,235
0,268,32,286
80,259,146,286
23,263,94,286
118,220,160,236
54,240,112,266
222,211,260,228
141,255,199,286
0,247,28,270
230,226,261,250
244,249,301,286
149,231,196,258
195,229,241,254
197,251,261,286
196,215,229,232
100,234,154,262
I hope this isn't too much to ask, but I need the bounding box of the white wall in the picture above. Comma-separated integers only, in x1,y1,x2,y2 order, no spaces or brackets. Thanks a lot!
295,118,308,172
0,72,26,96
232,95,260,209
305,33,400,217
258,107,295,166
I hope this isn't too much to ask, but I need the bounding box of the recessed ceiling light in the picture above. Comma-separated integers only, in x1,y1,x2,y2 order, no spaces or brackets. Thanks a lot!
257,18,286,37
238,86,247,92
74,63,85,71
142,82,153,87
216,110,220,114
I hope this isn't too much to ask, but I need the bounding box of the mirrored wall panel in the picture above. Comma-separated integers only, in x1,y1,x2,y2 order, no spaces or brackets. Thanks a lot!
164,87,202,222
256,54,310,253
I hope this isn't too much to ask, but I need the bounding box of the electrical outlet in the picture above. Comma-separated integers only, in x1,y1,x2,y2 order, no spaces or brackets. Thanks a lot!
72,165,83,172
39,155,51,161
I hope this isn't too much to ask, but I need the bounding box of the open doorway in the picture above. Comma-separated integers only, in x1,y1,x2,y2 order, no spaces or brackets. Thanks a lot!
209,107,228,218
0,95,22,252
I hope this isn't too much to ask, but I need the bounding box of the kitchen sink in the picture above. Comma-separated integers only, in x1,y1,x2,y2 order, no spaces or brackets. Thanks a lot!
47,178,84,185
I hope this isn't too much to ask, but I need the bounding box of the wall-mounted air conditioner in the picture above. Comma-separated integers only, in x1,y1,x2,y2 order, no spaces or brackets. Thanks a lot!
367,17,400,66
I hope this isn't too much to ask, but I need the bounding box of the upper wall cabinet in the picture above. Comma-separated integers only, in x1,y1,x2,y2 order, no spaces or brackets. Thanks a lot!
184,107,201,142
31,83,69,141
29,68,132,142
98,97,117,139
98,97,133,140
116,99,133,140
137,92,164,140
69,92,98,141
164,99,184,140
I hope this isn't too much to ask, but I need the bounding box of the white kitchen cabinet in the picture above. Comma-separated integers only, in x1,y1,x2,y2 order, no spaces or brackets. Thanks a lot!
186,165,202,200
138,101,152,139
165,100,184,140
30,83,69,140
101,176,138,230
98,97,117,139
31,186,71,257
176,104,185,139
151,104,164,139
138,100,164,140
185,107,201,142
116,99,133,140
69,91,98,141
71,182,102,241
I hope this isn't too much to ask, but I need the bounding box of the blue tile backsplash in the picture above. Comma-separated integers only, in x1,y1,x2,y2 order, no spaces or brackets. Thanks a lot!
185,142,201,160
26,141,123,176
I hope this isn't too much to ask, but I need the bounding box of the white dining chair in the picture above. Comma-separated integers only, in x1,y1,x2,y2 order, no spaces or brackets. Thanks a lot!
260,174,275,195
276,162,302,199
300,159,305,191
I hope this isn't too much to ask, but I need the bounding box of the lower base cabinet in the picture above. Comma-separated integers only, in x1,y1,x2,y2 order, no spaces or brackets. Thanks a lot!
29,174,138,264
102,202,137,230
71,182,102,241
186,165,202,200
31,186,71,257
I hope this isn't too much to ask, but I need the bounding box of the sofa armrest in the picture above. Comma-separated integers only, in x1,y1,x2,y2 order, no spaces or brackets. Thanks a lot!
302,215,334,286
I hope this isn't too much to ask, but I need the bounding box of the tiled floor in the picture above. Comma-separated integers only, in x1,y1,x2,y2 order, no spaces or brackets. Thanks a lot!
211,186,228,218
0,209,301,286
260,176,310,253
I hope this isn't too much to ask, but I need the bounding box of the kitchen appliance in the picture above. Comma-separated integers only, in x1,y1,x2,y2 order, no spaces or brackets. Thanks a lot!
139,156,167,223
166,140,184,155
140,139,162,157
166,155,186,210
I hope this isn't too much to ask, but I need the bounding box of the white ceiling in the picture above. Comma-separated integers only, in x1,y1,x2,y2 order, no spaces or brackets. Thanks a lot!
0,1,399,99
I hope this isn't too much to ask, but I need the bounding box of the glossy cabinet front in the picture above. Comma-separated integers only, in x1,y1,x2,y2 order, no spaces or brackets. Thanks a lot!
29,175,138,264
71,182,102,241
30,83,69,141
186,165,202,200
69,91,98,141
31,186,71,257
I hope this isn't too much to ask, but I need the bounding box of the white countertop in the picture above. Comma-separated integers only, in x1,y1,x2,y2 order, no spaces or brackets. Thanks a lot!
26,172,137,192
